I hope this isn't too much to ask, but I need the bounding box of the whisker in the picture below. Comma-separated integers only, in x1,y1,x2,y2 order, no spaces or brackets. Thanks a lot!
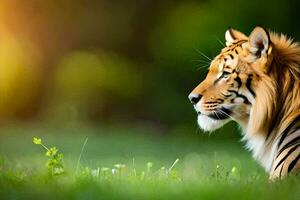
191,59,211,64
213,110,221,120
215,36,226,48
193,48,212,61
218,109,233,120
196,63,210,71
217,109,227,116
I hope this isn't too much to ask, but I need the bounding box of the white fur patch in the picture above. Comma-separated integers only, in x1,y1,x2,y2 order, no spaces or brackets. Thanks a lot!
197,114,230,132
242,133,278,172
225,30,235,46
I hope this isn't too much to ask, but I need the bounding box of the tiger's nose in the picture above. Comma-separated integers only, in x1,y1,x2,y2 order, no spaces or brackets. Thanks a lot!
188,93,202,105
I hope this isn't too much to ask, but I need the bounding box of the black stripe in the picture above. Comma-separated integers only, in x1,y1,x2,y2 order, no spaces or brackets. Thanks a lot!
205,101,219,104
246,75,256,97
228,90,238,94
223,93,232,98
228,90,251,104
277,136,300,158
289,125,300,135
224,66,232,70
266,111,283,140
228,28,235,39
214,77,222,85
288,152,300,173
234,76,242,88
237,94,250,104
277,115,300,148
279,163,284,177
274,144,300,171
242,98,251,105
216,98,224,103
231,40,247,45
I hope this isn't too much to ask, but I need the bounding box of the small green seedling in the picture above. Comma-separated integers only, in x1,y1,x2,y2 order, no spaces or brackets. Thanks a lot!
33,137,65,176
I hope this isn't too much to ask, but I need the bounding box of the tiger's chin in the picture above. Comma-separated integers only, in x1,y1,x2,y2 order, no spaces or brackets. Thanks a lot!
197,114,230,132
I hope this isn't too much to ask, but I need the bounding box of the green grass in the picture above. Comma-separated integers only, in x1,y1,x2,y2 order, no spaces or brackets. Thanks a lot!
0,123,299,200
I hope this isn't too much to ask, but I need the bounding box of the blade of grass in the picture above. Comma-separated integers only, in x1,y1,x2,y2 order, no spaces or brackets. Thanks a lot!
168,158,179,174
75,137,88,175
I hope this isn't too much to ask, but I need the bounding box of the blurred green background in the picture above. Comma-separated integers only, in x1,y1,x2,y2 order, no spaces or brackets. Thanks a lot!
1,1,300,199
0,0,299,132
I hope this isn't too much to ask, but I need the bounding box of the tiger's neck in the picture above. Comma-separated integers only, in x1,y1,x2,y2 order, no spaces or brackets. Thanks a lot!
241,129,277,172
237,117,278,172
239,113,300,173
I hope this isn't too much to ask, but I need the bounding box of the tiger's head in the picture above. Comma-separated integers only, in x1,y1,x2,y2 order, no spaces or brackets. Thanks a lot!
189,26,275,132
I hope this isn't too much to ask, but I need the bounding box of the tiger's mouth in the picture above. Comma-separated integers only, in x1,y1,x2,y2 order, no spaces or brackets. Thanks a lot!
196,108,231,132
198,107,231,120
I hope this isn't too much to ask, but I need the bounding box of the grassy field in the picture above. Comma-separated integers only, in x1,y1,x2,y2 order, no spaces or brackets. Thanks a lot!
0,123,299,200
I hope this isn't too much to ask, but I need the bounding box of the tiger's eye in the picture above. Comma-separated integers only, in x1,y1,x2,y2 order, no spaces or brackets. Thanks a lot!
221,71,230,78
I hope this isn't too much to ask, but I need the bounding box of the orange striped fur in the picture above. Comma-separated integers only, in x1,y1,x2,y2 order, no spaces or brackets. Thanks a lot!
189,26,300,179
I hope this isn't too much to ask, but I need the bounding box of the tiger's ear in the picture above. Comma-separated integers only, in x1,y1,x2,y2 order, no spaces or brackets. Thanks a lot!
225,28,248,46
248,26,270,58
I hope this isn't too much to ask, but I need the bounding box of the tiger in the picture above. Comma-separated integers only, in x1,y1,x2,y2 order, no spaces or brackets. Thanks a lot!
188,26,300,180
